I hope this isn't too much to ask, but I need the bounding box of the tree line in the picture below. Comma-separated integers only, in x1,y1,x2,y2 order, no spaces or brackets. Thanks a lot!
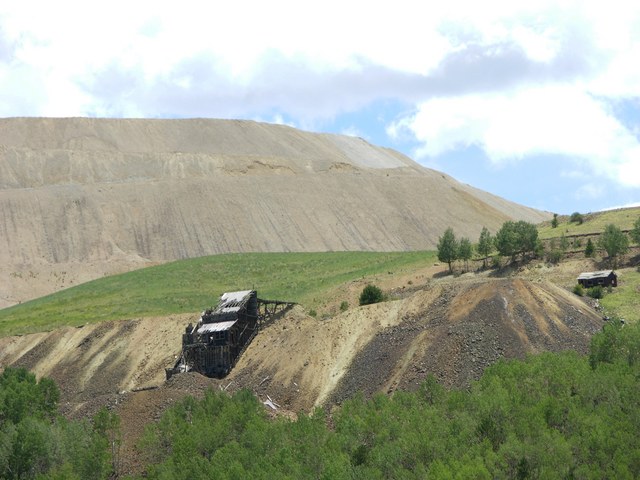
438,216,640,273
437,221,539,273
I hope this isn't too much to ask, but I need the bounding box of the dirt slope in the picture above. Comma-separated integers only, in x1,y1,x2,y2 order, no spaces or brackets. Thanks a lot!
0,117,550,307
0,277,602,414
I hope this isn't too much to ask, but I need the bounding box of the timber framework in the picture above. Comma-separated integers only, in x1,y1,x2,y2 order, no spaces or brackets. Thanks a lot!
166,290,295,379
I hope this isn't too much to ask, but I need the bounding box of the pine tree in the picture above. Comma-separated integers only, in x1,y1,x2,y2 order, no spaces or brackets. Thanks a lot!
458,237,473,272
585,238,595,257
437,228,458,274
477,227,494,268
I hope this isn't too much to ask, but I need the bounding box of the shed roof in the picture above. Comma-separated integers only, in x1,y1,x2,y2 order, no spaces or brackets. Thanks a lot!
197,320,237,333
200,289,256,324
219,290,254,308
577,270,615,280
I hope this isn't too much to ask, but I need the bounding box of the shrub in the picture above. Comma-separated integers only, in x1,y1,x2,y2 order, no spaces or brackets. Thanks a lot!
339,301,349,312
573,284,584,296
547,249,563,264
570,212,584,224
359,284,383,306
587,285,604,299
584,238,595,257
308,309,317,317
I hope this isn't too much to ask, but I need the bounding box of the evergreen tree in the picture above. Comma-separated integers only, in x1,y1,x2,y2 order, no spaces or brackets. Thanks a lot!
477,227,494,268
585,238,595,257
551,213,559,228
458,237,473,272
437,228,458,273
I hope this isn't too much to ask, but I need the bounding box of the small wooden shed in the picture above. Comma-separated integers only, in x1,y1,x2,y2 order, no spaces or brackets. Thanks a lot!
577,270,617,288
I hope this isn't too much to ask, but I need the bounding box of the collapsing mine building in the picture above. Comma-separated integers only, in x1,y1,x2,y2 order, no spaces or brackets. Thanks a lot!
168,290,295,379
180,290,258,377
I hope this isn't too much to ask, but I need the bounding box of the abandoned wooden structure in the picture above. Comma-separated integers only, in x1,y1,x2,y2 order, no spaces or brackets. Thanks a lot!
577,270,618,288
167,290,295,379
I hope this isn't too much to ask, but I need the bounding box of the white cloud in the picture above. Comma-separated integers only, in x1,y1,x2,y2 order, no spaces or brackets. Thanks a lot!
390,87,640,187
0,0,639,196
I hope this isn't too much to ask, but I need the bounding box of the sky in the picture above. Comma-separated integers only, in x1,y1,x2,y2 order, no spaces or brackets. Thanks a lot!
1,1,639,214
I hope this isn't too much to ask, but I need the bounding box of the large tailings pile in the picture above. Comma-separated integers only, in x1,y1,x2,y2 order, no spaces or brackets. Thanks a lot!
0,118,549,307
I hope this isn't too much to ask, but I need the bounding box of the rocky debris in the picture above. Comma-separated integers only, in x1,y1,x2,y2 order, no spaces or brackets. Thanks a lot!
330,279,603,402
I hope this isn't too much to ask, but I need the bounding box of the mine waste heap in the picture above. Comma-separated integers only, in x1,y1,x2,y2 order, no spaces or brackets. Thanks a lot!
167,290,295,379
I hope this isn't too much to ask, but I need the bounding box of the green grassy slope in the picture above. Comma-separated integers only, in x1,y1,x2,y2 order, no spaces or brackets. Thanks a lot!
0,251,435,336
537,207,639,324
538,207,640,240
600,269,640,323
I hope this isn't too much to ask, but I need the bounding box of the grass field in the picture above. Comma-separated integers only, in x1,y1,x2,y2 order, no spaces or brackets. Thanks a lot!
536,207,639,324
600,268,640,324
538,207,640,240
0,251,436,336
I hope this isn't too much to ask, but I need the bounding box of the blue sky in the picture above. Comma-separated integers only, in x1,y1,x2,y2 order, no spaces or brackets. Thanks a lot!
1,1,639,214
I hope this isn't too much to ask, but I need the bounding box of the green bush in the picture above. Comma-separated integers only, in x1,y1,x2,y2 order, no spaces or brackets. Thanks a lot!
0,368,113,479
547,249,563,264
359,284,383,306
584,238,595,257
308,309,317,317
339,301,349,312
570,212,584,224
573,284,584,296
587,285,604,299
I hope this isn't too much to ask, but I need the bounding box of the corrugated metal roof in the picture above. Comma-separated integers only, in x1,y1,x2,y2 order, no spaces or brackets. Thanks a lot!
577,270,614,280
197,320,237,333
220,290,253,305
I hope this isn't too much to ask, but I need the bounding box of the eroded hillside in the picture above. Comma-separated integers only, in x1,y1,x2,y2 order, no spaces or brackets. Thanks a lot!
0,267,604,475
0,117,550,307
0,277,602,416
